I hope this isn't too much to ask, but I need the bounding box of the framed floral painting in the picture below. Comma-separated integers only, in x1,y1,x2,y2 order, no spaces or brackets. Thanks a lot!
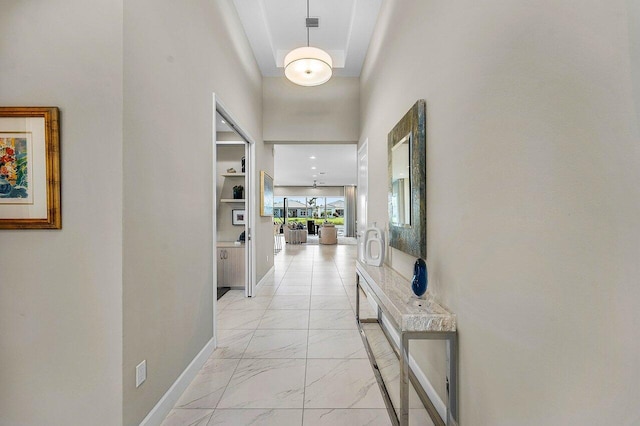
0,107,61,229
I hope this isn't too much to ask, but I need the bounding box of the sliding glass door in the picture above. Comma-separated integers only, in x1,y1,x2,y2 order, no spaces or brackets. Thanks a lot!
274,195,345,235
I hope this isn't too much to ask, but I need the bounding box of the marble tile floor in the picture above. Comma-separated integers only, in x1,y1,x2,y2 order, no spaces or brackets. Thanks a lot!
162,244,433,426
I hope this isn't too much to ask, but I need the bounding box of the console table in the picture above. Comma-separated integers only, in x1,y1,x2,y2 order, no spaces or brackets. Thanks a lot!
355,260,458,426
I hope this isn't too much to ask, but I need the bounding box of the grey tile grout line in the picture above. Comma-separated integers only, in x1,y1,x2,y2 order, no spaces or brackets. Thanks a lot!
210,256,287,418
193,246,365,424
301,246,316,423
212,285,272,412
206,353,242,420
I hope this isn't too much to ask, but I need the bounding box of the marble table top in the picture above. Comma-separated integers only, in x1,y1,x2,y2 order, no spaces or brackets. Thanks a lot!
356,260,456,333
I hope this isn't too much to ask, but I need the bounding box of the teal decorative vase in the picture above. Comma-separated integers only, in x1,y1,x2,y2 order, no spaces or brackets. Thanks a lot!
411,258,428,297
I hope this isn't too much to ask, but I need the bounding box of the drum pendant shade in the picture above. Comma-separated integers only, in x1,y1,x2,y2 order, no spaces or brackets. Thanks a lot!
284,46,333,86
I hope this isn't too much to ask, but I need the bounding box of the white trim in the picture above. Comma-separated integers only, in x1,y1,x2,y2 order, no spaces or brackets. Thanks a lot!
215,98,257,145
357,140,368,262
380,314,448,422
139,338,216,426
247,142,257,297
256,265,275,288
212,93,218,350
216,140,245,146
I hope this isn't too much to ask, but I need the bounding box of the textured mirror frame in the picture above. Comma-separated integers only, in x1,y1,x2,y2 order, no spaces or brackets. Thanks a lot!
388,100,426,258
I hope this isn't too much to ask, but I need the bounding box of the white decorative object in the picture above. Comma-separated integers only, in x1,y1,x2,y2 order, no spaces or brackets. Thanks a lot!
363,222,385,266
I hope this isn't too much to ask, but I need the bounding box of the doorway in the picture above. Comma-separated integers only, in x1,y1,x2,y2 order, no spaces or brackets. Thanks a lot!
271,143,358,246
215,140,248,299
213,96,257,312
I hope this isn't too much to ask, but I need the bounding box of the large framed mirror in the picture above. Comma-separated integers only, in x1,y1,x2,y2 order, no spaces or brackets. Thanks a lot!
388,100,426,258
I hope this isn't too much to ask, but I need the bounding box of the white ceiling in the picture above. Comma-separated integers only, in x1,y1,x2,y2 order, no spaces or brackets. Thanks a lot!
232,0,382,77
274,144,357,186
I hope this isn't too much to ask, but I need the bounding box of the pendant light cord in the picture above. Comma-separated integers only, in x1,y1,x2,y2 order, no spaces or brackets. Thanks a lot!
306,0,310,47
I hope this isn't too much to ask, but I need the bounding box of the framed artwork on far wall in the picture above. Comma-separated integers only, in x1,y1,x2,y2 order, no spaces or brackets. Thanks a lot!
260,171,273,217
232,209,246,226
0,107,61,229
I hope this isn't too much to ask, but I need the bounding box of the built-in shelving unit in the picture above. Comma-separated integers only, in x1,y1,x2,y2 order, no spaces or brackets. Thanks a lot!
216,141,250,295
220,172,245,203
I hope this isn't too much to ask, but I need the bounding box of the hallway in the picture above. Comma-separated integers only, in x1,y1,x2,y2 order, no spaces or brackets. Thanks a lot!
161,244,432,426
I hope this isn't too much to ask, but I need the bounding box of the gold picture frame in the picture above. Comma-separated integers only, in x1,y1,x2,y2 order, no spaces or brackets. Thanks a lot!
260,171,273,217
0,107,61,229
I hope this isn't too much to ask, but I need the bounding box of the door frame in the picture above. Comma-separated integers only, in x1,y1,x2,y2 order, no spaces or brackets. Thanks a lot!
357,139,369,261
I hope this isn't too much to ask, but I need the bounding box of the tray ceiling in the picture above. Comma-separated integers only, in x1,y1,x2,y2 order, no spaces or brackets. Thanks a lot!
232,0,381,77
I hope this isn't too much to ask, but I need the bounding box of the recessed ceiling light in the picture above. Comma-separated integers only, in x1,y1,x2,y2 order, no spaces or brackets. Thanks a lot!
221,120,225,124
312,175,317,178
310,156,316,159
311,166,316,170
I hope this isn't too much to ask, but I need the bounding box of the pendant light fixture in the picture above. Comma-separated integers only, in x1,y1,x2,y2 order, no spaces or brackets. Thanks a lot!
284,0,333,86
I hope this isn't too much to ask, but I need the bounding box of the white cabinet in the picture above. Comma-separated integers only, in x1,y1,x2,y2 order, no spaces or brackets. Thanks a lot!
217,245,245,288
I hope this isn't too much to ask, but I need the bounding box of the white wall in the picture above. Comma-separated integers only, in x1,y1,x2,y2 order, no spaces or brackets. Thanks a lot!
361,1,640,424
0,1,123,425
263,77,360,142
254,137,276,278
275,186,345,197
122,0,265,424
628,0,640,127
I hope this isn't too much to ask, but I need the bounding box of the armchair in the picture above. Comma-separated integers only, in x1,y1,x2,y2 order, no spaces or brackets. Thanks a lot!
318,223,338,245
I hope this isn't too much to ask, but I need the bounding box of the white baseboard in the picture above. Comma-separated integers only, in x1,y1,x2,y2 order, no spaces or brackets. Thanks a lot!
139,338,216,426
256,266,275,287
380,314,448,422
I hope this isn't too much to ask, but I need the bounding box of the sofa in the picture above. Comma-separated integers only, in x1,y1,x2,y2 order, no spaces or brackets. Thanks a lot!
318,223,338,245
283,223,307,243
